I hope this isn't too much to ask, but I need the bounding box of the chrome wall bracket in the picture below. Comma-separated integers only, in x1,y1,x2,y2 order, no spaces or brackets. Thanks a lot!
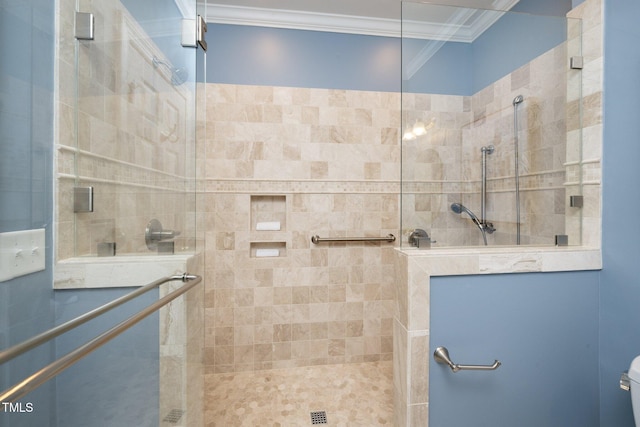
570,56,584,70
75,12,95,40
197,15,207,51
434,346,501,372
73,186,94,213
181,15,207,51
181,19,197,47
570,195,584,208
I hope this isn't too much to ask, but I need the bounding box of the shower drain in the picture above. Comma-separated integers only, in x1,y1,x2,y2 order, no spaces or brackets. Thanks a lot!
163,409,185,424
310,410,327,424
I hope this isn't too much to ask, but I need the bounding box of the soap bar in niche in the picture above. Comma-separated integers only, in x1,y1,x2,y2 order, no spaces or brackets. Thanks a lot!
256,221,281,231
255,248,280,257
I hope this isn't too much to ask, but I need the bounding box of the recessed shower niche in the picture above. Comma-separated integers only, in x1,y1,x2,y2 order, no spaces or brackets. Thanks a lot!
250,195,287,257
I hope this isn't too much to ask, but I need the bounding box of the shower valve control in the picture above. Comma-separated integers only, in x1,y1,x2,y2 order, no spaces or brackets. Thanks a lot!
409,229,434,248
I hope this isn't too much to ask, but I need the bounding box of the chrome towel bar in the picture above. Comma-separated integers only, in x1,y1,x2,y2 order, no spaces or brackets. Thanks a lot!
0,274,195,366
311,234,396,244
0,273,202,402
434,346,501,372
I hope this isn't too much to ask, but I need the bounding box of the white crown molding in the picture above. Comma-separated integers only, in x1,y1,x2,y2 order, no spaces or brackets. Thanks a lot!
204,1,519,41
404,6,477,79
467,0,519,40
205,4,402,38
174,0,196,19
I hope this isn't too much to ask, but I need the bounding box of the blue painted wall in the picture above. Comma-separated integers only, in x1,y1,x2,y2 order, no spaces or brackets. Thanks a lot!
207,24,401,92
401,39,472,96
430,272,600,426
471,11,567,93
206,0,571,95
512,0,573,15
54,289,160,427
0,0,55,425
599,0,640,425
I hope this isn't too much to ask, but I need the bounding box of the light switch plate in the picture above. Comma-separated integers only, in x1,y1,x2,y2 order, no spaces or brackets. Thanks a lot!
0,229,46,282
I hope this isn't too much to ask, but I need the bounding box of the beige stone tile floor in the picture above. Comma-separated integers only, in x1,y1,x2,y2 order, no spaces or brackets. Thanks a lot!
204,361,393,426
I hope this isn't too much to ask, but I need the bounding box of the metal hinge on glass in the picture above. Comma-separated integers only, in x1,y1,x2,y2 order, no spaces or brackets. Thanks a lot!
73,187,93,213
75,12,94,40
181,15,207,51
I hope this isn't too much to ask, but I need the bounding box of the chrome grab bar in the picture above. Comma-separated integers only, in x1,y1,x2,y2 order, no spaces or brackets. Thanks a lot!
0,273,202,403
311,234,396,244
434,346,501,372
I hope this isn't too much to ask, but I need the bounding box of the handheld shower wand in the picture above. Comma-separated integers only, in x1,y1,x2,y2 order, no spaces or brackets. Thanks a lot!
451,203,481,227
450,203,488,245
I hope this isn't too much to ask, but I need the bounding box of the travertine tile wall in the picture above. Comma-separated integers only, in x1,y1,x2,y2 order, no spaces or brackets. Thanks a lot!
401,94,470,244
202,85,401,372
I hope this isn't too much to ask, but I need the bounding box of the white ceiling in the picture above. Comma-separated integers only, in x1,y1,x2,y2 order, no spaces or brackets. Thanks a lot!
200,0,521,40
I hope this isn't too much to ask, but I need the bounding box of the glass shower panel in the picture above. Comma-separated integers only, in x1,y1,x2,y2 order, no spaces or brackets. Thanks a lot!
53,283,202,426
70,0,198,258
400,2,583,248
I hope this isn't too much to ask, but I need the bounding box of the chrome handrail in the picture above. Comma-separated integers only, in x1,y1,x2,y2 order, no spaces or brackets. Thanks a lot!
0,274,192,366
0,273,202,402
311,234,396,244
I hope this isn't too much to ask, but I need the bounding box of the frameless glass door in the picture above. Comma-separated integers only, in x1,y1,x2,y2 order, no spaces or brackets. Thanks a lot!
56,0,199,259
400,1,583,248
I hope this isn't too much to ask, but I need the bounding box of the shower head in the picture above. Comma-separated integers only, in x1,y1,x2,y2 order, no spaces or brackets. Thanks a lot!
170,67,188,86
513,95,524,105
450,202,464,215
152,56,188,86
450,203,481,226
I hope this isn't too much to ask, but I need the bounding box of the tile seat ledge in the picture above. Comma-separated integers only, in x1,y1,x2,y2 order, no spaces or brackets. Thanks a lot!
395,246,602,276
54,254,195,289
